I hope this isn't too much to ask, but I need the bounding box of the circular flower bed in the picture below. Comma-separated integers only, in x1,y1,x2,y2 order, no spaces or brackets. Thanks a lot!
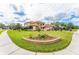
23,34,60,44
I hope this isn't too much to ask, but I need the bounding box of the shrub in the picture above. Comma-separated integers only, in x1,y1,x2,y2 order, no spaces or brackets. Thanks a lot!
38,34,46,39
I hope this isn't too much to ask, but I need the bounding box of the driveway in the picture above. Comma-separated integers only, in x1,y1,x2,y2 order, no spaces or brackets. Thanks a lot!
0,30,79,55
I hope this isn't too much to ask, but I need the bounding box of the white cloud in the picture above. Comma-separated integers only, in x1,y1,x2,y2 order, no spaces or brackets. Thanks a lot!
0,0,79,25
71,18,79,22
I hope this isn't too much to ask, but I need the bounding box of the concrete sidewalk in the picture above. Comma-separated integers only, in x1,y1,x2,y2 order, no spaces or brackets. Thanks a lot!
0,31,35,55
0,30,79,55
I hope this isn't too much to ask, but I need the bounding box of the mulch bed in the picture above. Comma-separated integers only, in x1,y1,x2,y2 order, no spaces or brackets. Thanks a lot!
23,34,60,44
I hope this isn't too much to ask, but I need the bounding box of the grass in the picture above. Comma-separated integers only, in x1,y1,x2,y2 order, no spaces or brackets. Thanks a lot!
7,30,76,52
0,30,4,33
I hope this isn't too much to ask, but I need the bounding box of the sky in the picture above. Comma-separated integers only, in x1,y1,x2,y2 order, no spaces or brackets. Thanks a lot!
0,0,79,25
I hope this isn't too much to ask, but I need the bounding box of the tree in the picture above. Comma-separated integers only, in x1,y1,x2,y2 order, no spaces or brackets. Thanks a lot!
8,23,16,30
64,23,74,31
51,22,78,31
15,23,22,30
8,23,22,30
0,23,5,29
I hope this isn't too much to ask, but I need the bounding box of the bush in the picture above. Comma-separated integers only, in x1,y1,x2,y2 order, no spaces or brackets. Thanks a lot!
38,34,46,39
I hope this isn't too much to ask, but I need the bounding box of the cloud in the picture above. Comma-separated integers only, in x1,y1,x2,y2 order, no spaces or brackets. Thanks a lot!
10,4,26,16
0,12,4,17
0,2,79,26
10,4,18,11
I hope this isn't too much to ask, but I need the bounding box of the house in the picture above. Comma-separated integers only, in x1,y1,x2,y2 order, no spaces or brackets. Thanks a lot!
42,24,53,30
24,20,53,31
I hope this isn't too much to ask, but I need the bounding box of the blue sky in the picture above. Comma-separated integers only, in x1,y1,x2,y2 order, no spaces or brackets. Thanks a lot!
0,0,79,25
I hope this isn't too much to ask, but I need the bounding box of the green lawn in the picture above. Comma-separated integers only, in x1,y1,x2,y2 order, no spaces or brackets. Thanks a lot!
7,30,76,52
0,30,4,33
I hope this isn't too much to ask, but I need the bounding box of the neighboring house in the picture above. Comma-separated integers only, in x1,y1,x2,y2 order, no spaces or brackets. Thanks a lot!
24,21,53,30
